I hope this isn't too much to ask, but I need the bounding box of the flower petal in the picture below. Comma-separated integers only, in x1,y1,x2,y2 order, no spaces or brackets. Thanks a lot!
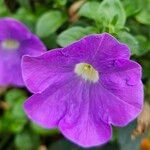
92,33,131,61
0,52,24,86
59,82,112,147
0,18,31,41
22,49,76,93
93,59,144,126
60,33,130,63
20,35,46,56
93,83,143,126
100,59,143,108
24,75,77,128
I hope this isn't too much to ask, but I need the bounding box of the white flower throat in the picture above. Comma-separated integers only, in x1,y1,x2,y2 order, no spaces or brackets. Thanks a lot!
74,63,99,83
1,39,20,50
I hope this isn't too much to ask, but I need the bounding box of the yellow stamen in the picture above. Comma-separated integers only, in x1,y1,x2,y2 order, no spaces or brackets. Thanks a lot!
2,39,20,50
74,63,99,83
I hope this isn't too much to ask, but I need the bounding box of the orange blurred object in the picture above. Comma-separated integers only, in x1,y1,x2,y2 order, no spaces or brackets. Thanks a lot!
140,138,150,150
68,0,85,22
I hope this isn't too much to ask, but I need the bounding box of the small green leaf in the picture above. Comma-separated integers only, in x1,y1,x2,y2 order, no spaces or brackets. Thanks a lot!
5,88,27,106
0,0,9,17
145,80,150,103
12,8,37,32
79,0,126,32
36,10,67,37
16,0,32,10
57,26,97,47
117,31,139,55
30,122,59,135
42,33,57,49
50,139,119,150
0,89,27,133
139,59,150,79
15,131,40,150
122,0,142,17
79,1,100,20
118,121,143,150
98,0,126,29
136,35,150,55
53,0,67,8
135,0,150,25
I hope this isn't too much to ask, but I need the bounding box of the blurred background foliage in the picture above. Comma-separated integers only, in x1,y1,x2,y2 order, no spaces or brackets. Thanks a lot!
0,0,150,149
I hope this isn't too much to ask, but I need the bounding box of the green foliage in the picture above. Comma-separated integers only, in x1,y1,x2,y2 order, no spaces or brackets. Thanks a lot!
97,0,126,31
136,35,150,55
16,0,32,10
117,31,139,55
36,10,67,37
15,130,40,150
50,139,120,150
12,8,37,32
79,0,126,33
79,1,100,21
118,121,143,150
0,0,9,16
30,122,58,135
0,89,27,133
57,26,97,47
135,0,150,25
122,0,142,17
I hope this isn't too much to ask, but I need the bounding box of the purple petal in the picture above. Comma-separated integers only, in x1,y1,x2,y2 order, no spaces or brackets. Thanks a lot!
59,82,112,147
20,35,46,56
0,18,46,87
91,83,143,126
96,59,144,126
24,75,77,128
22,49,76,93
0,52,24,86
61,33,130,63
0,18,31,41
24,77,112,147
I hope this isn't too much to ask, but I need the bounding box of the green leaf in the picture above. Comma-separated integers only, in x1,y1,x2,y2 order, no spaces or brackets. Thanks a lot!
5,89,27,106
122,0,142,17
50,139,119,150
36,10,67,37
12,8,37,32
57,26,97,47
79,0,126,32
140,59,150,79
136,35,150,55
145,80,150,103
79,1,100,20
0,89,27,133
30,122,59,135
42,33,57,49
98,0,126,29
118,121,142,150
15,131,40,150
135,0,150,25
53,0,67,8
0,0,9,17
16,0,32,10
117,31,139,55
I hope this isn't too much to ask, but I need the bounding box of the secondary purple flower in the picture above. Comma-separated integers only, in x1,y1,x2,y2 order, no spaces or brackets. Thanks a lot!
22,33,143,147
0,18,46,86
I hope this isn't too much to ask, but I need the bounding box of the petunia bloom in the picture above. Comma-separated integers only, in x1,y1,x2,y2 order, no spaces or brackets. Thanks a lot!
22,33,143,148
0,18,46,86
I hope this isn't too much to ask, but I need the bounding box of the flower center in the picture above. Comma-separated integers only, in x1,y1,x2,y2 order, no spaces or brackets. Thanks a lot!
1,39,20,50
74,63,99,83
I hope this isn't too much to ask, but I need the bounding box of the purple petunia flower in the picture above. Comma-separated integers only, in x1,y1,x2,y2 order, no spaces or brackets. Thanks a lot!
22,33,143,147
0,18,46,86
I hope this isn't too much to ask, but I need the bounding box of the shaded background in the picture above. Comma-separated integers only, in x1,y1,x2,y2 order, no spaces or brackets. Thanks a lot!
0,0,150,150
